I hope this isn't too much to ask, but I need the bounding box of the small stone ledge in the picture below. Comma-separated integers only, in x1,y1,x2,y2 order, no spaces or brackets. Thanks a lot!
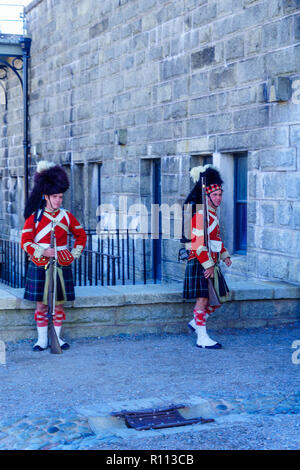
0,279,299,309
0,279,299,342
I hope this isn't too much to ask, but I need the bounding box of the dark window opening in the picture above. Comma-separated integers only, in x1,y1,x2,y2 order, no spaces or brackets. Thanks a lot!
152,158,161,283
234,153,247,254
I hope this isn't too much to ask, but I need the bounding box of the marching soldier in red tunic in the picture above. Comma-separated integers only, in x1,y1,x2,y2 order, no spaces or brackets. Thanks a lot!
21,161,87,351
183,165,232,349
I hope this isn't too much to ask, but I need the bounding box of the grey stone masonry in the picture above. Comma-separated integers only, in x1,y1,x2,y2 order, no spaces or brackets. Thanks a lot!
0,0,299,285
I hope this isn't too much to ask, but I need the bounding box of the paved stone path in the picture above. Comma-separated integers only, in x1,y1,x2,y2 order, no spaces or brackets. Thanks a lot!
0,322,299,450
0,391,299,450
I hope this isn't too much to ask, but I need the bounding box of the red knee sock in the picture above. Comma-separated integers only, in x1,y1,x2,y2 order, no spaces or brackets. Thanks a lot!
34,309,48,327
53,306,66,327
193,308,207,326
194,305,221,326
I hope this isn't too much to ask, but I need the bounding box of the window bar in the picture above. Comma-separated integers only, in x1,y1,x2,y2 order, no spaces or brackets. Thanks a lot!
132,237,135,285
107,235,111,286
100,240,104,285
84,250,87,286
101,253,104,286
13,242,15,287
8,241,11,286
16,243,19,288
127,229,130,280
143,238,146,284
112,256,116,286
122,237,125,285
117,228,120,280
95,252,98,286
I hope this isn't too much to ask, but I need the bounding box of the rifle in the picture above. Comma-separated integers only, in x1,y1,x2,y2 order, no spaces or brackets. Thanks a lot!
47,221,62,354
201,177,221,308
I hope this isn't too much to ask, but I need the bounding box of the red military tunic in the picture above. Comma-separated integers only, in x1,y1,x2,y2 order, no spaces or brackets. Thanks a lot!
189,205,230,269
21,208,87,266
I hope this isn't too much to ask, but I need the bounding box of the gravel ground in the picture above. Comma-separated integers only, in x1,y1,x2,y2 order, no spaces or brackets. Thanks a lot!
90,414,300,450
0,322,299,450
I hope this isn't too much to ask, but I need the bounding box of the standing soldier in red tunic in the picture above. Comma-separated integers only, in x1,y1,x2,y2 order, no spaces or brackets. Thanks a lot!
182,165,232,349
21,161,87,351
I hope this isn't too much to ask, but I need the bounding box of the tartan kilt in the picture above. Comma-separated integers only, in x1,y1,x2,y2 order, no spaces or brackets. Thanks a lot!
24,261,75,303
183,257,229,300
183,258,209,299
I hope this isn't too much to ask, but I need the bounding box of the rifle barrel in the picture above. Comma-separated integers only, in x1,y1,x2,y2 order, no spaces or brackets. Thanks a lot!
47,223,62,355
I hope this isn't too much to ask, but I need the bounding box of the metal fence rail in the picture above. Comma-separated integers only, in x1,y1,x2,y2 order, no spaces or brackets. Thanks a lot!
0,230,155,288
0,239,28,288
85,229,158,286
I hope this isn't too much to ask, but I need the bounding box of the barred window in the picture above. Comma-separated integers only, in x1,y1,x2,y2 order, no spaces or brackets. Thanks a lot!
234,153,247,254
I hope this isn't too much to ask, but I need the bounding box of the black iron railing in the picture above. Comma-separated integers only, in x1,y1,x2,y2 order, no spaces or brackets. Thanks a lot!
83,229,156,286
0,230,157,288
0,239,28,288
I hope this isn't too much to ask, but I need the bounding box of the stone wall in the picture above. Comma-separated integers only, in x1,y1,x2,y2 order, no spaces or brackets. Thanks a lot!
1,0,300,283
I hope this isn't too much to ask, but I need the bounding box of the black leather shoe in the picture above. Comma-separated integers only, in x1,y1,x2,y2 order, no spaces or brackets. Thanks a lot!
32,345,47,352
197,342,222,349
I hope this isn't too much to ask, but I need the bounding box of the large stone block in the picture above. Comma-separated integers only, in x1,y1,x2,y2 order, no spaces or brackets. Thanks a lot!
293,202,300,227
207,113,232,133
290,125,300,147
245,27,261,55
261,172,286,199
164,101,188,120
247,200,258,224
89,18,109,39
217,131,251,152
260,148,296,171
276,201,293,226
190,71,209,95
286,173,300,199
231,86,257,107
191,46,215,70
237,56,264,83
225,35,244,60
193,2,217,27
233,2,268,30
295,13,300,39
155,83,172,103
209,64,237,90
190,95,217,115
264,48,297,76
270,100,300,124
250,127,289,149
187,117,207,137
133,32,149,51
173,77,189,99
260,203,275,224
282,0,300,13
269,255,290,280
261,227,292,254
233,106,269,130
262,16,293,49
160,56,190,80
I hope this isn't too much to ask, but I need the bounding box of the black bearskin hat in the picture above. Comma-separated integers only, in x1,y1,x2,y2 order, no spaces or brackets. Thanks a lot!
24,161,69,220
184,164,223,206
181,165,223,243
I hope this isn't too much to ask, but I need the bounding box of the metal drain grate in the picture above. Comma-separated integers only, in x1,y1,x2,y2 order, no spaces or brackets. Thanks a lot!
111,404,214,431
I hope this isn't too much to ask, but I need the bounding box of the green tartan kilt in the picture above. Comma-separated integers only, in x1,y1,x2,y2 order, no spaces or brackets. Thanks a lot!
24,261,75,304
183,257,229,301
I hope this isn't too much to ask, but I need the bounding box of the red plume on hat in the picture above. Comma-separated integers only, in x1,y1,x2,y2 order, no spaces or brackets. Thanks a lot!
24,161,69,220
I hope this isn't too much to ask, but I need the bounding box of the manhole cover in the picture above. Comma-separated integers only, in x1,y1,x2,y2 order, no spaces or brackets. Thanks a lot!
111,404,214,431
